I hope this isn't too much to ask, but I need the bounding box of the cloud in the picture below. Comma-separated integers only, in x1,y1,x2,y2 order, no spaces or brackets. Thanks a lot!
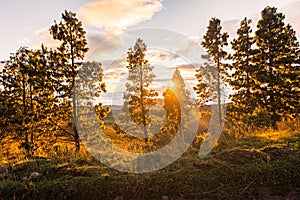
174,63,200,71
147,51,169,61
218,2,300,41
102,58,127,84
78,0,163,34
34,27,60,49
222,19,240,37
17,37,32,46
87,33,113,52
102,58,127,70
167,36,204,62
86,33,128,61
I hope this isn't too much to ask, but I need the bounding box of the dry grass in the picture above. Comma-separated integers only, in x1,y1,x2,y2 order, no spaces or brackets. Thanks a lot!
1,120,300,199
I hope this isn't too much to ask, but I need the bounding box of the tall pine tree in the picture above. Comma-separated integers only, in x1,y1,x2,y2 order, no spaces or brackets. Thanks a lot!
201,17,229,123
76,61,110,128
194,55,218,117
253,6,300,129
1,47,57,156
227,18,258,132
171,68,191,128
125,38,158,141
50,10,88,151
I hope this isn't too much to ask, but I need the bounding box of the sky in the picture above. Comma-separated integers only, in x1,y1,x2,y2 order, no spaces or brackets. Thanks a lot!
1,0,300,104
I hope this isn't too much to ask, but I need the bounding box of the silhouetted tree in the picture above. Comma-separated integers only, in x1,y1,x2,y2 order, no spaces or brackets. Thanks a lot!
0,47,57,155
76,61,110,127
161,88,180,139
194,55,218,117
50,10,88,151
201,18,229,123
253,6,300,129
171,68,191,128
125,38,158,141
0,88,15,141
226,18,258,133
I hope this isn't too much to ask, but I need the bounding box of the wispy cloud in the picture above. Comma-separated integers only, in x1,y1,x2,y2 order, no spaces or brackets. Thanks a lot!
17,37,32,46
86,33,127,61
173,63,200,71
78,0,163,34
222,19,240,38
34,27,60,49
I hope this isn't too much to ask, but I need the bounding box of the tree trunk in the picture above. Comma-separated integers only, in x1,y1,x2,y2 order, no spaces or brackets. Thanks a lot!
139,62,148,142
72,87,80,152
74,128,80,152
70,33,80,152
217,58,223,124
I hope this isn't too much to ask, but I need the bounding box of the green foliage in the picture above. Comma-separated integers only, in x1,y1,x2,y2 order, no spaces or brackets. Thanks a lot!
157,68,193,144
1,130,300,199
1,9,300,198
50,10,88,68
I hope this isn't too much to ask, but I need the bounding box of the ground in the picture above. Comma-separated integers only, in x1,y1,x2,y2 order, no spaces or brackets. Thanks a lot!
0,129,300,199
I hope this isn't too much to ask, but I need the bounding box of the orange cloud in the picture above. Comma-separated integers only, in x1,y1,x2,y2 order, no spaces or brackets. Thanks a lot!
78,0,163,34
34,27,60,49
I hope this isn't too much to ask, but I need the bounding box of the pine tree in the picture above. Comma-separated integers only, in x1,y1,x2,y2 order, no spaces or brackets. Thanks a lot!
253,6,300,129
201,18,229,123
125,38,158,141
50,10,88,151
227,18,258,132
1,47,35,155
76,61,110,127
171,68,191,106
161,88,180,139
0,88,15,141
194,55,218,117
171,68,191,127
0,47,57,156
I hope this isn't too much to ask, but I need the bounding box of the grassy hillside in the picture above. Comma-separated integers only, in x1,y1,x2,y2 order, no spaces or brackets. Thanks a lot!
1,129,300,199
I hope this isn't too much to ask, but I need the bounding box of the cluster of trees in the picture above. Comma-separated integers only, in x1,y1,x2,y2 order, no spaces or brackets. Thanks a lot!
195,6,300,133
0,11,108,156
0,6,299,157
115,40,190,149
